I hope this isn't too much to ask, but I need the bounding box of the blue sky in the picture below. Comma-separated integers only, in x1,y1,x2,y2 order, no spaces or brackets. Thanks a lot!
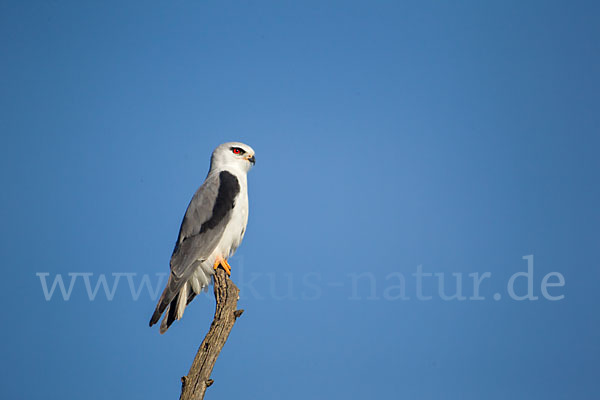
1,1,599,399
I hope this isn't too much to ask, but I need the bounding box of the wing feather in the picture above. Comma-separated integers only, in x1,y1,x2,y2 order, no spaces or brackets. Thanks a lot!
149,170,240,328
170,170,240,276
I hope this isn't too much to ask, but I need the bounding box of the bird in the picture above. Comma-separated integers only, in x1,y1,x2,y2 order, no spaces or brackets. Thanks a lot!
150,142,255,334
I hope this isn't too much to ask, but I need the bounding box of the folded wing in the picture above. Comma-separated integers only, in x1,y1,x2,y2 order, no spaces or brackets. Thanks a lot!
149,171,240,332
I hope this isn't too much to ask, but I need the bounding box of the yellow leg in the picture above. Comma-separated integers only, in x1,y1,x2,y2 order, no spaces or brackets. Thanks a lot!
221,259,232,276
213,257,232,276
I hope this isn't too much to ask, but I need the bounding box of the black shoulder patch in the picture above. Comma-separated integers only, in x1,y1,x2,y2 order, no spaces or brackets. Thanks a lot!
200,171,240,233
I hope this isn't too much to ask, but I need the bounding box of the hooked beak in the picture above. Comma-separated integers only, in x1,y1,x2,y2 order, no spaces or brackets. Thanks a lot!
246,154,256,165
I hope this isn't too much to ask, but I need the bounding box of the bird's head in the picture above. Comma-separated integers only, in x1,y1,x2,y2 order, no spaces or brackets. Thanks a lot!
210,142,256,173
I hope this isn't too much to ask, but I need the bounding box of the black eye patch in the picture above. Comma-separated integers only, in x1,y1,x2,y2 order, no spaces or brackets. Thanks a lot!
230,147,246,155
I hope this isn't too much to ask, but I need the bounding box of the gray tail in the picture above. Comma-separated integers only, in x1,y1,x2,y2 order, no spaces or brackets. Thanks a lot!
149,281,196,334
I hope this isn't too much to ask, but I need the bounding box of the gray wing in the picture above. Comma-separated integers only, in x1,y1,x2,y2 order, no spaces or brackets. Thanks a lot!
171,171,237,277
149,170,240,326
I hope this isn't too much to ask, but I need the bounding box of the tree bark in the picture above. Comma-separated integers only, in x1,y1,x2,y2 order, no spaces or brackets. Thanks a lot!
179,268,244,400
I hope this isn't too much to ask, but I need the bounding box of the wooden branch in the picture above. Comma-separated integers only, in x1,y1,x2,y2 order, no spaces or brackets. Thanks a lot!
179,268,244,400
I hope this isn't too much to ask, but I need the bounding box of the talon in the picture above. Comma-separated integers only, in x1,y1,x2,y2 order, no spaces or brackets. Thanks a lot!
222,259,232,276
213,258,231,276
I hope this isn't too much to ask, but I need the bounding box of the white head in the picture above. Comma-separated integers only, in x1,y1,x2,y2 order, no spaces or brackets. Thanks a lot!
210,142,256,173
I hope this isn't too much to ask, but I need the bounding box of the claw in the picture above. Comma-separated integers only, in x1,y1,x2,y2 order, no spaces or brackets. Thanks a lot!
221,259,232,276
213,258,232,276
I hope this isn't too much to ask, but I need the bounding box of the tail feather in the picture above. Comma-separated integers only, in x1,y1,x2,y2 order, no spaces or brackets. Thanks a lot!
150,264,213,333
149,282,175,327
159,282,191,334
159,296,179,334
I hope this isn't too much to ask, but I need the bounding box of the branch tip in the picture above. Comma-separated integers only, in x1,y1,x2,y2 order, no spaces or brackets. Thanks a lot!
179,274,242,400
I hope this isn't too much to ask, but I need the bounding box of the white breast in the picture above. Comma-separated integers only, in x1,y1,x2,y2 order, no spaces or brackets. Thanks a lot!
191,169,249,293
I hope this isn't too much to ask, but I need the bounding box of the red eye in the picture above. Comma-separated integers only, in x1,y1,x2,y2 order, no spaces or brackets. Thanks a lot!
232,147,243,154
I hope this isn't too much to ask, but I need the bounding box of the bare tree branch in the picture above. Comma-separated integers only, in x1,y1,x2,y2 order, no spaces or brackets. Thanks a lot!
179,268,243,400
